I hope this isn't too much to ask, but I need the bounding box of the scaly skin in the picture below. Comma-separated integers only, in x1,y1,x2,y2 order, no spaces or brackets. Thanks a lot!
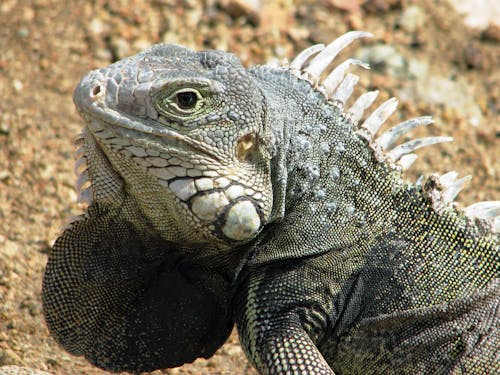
43,32,499,374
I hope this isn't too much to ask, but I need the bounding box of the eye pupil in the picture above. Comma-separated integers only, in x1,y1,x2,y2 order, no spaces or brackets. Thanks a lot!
176,91,197,109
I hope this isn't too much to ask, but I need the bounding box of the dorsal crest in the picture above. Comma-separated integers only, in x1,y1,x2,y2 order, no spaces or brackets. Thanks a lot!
268,31,499,233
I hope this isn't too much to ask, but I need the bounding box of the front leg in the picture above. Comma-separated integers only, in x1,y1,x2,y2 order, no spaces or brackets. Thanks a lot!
239,314,335,375
234,264,335,375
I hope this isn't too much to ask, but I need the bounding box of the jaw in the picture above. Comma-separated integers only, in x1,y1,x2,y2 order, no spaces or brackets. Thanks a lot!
73,58,274,246
78,119,272,246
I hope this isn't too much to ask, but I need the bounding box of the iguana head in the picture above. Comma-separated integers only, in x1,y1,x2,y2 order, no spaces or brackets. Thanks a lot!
73,44,273,244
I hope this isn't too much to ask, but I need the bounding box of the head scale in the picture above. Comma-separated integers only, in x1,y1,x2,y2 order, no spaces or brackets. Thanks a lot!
73,44,273,245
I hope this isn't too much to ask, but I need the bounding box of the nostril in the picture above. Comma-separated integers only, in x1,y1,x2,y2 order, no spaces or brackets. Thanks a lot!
91,85,102,96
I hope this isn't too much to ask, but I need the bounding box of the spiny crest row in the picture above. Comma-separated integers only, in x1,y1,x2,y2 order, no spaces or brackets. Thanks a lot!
68,33,499,233
272,31,498,232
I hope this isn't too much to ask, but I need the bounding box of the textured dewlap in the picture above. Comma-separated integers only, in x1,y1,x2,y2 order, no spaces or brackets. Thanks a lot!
42,200,234,372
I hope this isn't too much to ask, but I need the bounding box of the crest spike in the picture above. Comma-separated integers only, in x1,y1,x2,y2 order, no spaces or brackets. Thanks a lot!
76,169,91,193
61,214,87,232
398,154,418,171
375,116,434,150
358,97,399,140
304,31,373,79
439,171,459,187
74,133,85,146
463,201,500,232
290,44,325,71
441,175,472,203
74,145,85,160
77,186,93,204
347,90,379,124
74,156,88,176
331,73,359,105
322,59,369,97
387,136,453,161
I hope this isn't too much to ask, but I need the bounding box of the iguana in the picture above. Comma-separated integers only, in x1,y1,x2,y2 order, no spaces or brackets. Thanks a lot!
42,31,499,374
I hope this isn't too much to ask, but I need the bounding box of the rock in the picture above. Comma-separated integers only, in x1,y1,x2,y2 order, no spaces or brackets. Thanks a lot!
0,349,22,367
407,58,429,79
87,17,107,36
217,0,261,24
16,28,29,39
448,0,500,31
464,42,483,69
325,0,363,13
363,0,402,13
483,23,500,41
109,36,131,60
12,80,23,93
399,76,484,127
287,27,310,42
397,5,426,33
0,366,53,375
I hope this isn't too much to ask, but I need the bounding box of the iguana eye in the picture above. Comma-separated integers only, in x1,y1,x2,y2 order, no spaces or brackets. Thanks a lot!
168,88,204,113
153,87,205,118
175,90,198,109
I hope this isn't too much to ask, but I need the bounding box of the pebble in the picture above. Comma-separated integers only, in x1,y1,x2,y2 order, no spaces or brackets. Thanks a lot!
397,5,426,33
217,0,261,24
363,0,401,13
88,17,107,36
398,75,484,127
407,58,429,79
17,27,29,38
448,0,500,31
12,80,23,92
0,349,22,366
0,123,9,135
483,23,500,41
110,36,131,59
464,42,483,69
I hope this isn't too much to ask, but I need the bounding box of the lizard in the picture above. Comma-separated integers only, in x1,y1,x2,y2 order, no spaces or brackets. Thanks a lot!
42,31,499,374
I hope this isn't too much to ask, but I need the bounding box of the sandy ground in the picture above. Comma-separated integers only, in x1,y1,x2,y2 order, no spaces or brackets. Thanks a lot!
0,0,498,374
